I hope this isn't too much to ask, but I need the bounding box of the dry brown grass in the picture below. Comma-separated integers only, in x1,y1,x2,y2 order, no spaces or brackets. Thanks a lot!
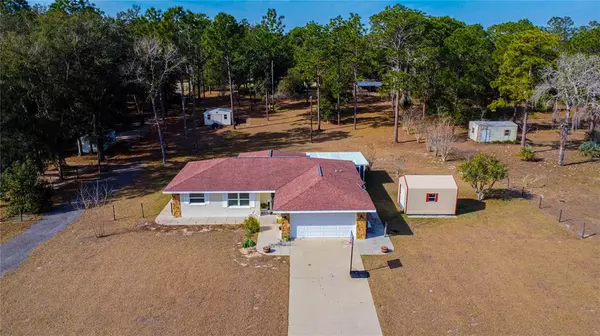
363,198,600,335
0,177,289,336
0,204,42,244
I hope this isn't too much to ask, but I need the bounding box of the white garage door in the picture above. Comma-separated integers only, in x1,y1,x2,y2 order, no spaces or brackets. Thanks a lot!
291,213,356,239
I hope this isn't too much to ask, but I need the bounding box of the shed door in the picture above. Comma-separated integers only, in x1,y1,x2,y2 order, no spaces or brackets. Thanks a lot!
291,213,356,239
482,129,491,142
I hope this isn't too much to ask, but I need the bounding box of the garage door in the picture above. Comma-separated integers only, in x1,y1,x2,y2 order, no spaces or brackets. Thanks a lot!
291,213,356,239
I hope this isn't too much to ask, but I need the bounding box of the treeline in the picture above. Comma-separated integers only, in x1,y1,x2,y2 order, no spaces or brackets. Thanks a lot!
2,0,600,178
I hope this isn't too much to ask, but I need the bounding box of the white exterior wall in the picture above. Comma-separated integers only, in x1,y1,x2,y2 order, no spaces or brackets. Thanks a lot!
204,111,232,126
469,122,518,142
180,193,261,218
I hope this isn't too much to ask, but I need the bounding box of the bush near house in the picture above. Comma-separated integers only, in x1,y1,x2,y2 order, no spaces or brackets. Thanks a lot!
242,239,256,248
517,146,537,161
243,215,260,238
0,161,52,217
457,153,508,201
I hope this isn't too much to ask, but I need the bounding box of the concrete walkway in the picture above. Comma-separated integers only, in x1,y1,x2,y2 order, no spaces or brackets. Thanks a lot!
0,164,141,277
288,240,382,336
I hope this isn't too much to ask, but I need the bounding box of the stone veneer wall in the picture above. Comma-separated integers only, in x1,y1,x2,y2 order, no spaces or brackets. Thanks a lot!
356,213,367,239
171,194,181,218
280,214,290,238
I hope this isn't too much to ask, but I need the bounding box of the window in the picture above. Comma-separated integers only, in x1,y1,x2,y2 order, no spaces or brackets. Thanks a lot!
223,114,228,120
228,193,250,207
426,193,438,202
207,114,211,120
471,127,474,134
504,129,510,136
189,193,205,204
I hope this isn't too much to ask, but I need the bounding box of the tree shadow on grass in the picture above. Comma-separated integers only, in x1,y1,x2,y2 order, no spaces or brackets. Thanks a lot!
456,199,486,215
366,169,413,236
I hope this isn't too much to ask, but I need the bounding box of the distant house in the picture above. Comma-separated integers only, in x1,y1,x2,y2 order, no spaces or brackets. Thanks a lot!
204,108,232,126
468,121,518,143
78,130,116,154
398,175,458,216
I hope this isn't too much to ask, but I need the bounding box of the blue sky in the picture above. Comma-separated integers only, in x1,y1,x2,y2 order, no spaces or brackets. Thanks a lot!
36,0,599,29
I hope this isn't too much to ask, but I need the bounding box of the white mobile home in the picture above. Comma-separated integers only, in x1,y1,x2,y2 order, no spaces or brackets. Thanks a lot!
204,108,232,126
468,121,518,143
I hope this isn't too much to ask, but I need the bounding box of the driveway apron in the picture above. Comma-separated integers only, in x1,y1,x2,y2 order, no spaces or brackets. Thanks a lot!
289,239,382,336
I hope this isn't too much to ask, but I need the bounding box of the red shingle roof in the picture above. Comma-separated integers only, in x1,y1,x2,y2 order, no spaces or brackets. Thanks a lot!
237,150,306,158
164,156,375,212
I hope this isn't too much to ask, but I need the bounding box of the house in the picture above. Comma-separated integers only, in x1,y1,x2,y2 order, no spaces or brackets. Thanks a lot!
468,120,518,143
162,151,376,239
204,108,232,126
398,175,458,216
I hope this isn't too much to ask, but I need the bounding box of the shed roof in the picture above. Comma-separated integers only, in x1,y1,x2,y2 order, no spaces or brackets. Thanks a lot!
403,175,457,190
204,107,232,114
306,152,369,166
357,81,382,87
471,120,518,127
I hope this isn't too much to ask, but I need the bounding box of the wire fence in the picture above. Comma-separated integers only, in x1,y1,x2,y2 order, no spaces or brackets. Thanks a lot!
500,177,597,240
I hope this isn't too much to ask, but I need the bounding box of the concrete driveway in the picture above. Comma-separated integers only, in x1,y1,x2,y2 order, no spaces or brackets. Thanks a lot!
289,240,382,336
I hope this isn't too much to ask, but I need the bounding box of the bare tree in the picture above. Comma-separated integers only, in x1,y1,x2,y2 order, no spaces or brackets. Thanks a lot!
73,180,114,238
123,38,183,165
533,53,600,165
413,116,427,143
426,118,457,162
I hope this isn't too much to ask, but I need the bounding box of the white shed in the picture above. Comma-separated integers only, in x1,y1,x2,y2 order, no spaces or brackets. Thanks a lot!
468,121,518,143
204,108,232,126
398,175,458,216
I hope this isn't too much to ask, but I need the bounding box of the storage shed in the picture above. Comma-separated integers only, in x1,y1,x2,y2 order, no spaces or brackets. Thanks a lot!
398,175,458,216
204,108,232,126
468,120,518,143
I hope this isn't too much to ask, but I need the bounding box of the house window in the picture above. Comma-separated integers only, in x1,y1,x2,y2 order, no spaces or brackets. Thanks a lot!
189,193,205,204
223,114,228,120
426,193,438,202
504,129,510,136
471,127,474,134
207,114,211,120
228,193,250,207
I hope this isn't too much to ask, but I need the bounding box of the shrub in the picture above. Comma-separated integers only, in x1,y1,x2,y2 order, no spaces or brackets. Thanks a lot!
584,129,600,142
281,235,290,242
457,153,508,201
243,215,260,237
242,239,256,248
0,160,52,216
579,141,600,158
517,146,536,161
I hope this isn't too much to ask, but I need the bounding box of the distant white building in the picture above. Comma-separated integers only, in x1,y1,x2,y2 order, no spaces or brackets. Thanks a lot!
468,121,518,143
204,108,232,126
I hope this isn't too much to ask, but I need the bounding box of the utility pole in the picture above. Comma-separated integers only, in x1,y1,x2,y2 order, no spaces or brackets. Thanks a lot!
271,60,275,114
310,96,313,143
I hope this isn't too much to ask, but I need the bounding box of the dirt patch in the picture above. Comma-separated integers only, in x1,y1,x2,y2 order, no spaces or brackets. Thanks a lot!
363,198,600,335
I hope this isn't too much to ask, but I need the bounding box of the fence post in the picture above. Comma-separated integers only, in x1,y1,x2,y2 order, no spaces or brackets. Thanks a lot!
538,196,542,209
558,209,562,223
521,187,525,197
141,203,145,218
507,176,510,188
581,223,586,239
112,205,116,221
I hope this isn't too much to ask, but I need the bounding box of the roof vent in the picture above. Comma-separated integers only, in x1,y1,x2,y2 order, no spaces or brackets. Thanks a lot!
317,165,323,177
